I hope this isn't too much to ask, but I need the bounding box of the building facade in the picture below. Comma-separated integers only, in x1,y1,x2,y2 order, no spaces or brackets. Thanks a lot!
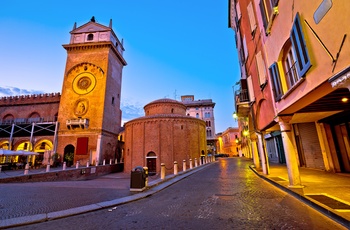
0,17,126,167
216,127,241,157
124,98,207,175
180,95,217,155
230,0,350,185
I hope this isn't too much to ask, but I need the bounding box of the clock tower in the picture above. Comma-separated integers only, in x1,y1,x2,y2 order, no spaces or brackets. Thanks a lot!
57,17,127,165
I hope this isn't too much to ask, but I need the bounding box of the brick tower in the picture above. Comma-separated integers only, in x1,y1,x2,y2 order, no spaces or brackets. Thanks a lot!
56,17,127,166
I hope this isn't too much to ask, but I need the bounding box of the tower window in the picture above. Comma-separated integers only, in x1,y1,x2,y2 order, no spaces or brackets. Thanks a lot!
87,34,94,41
112,97,115,105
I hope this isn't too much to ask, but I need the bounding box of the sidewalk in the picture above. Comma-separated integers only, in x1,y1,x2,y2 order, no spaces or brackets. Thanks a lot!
0,163,212,229
251,163,350,228
1,160,350,229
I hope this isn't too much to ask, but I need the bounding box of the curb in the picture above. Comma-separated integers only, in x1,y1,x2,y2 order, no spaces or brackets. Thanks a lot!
0,163,214,229
249,165,350,229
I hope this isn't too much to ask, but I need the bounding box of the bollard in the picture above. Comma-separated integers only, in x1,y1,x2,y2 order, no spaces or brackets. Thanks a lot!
115,159,118,164
199,158,202,166
190,159,193,169
143,166,148,186
76,161,79,169
24,163,29,175
183,160,186,172
195,158,198,167
63,162,66,170
174,161,178,175
109,159,112,165
46,164,50,172
161,163,165,179
103,159,106,165
95,160,98,166
0,165,2,173
86,161,90,167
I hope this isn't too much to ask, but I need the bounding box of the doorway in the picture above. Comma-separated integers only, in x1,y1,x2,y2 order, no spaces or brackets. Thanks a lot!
146,152,157,176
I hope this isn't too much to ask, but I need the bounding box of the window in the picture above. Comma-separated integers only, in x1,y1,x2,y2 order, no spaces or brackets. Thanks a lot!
196,113,199,118
269,62,283,101
247,2,257,35
290,13,311,78
284,47,298,89
259,0,279,34
256,51,267,86
242,35,248,62
247,75,255,102
87,34,94,41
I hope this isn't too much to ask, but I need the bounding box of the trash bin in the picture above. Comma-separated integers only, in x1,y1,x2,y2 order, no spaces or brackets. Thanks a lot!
130,166,146,192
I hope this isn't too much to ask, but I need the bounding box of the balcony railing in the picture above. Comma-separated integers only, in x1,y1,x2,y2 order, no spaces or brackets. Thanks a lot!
0,117,57,125
235,89,250,104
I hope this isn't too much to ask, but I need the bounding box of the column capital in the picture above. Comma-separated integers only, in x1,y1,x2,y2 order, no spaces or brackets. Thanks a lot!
275,116,293,132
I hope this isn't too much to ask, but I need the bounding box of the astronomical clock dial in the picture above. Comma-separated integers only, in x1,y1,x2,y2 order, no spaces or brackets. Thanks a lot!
72,72,96,95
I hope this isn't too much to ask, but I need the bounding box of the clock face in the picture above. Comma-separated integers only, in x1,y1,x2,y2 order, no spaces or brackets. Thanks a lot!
72,72,96,95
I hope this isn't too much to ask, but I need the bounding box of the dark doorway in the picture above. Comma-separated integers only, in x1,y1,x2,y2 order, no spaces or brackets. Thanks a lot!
64,144,75,167
146,152,157,176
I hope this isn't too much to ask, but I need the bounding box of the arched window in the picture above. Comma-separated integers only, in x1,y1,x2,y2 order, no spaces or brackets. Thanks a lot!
87,33,94,41
196,113,199,118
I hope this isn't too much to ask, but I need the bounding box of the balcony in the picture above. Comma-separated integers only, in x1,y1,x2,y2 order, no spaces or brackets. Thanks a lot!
235,89,250,117
66,118,89,129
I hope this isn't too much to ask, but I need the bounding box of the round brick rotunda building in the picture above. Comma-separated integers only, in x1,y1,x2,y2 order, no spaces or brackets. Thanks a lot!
124,98,207,175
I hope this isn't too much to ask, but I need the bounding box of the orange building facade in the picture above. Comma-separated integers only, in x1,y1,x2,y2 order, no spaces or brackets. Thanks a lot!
216,127,241,157
0,18,126,167
230,0,350,185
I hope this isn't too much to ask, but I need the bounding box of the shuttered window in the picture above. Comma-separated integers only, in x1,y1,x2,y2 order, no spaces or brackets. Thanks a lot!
247,2,257,34
269,62,283,101
247,75,255,102
290,13,311,77
256,51,267,86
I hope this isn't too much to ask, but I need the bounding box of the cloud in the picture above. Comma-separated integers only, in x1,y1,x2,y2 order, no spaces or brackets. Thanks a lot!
0,86,144,125
121,99,144,124
0,86,44,97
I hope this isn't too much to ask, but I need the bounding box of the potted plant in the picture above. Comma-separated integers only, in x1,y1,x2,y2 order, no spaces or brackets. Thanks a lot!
64,152,74,167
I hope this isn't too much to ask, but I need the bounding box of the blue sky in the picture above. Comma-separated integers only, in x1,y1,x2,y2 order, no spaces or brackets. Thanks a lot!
0,1,239,132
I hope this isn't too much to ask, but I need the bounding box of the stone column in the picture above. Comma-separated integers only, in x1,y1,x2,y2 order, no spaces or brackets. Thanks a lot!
251,136,260,170
276,116,303,188
257,133,269,175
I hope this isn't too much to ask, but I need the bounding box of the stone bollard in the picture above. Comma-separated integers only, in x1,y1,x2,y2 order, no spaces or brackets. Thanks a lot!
189,159,193,169
109,159,112,165
103,159,106,165
195,158,198,167
183,160,186,172
115,159,118,164
143,166,148,186
174,161,178,175
24,163,30,175
161,163,165,179
76,161,79,169
63,162,66,170
46,164,50,172
86,161,90,167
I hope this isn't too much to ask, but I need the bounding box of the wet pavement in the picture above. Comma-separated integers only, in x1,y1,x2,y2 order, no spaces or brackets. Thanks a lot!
0,158,349,229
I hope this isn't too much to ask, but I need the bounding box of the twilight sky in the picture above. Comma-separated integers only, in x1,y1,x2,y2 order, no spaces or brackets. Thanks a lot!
0,0,239,133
